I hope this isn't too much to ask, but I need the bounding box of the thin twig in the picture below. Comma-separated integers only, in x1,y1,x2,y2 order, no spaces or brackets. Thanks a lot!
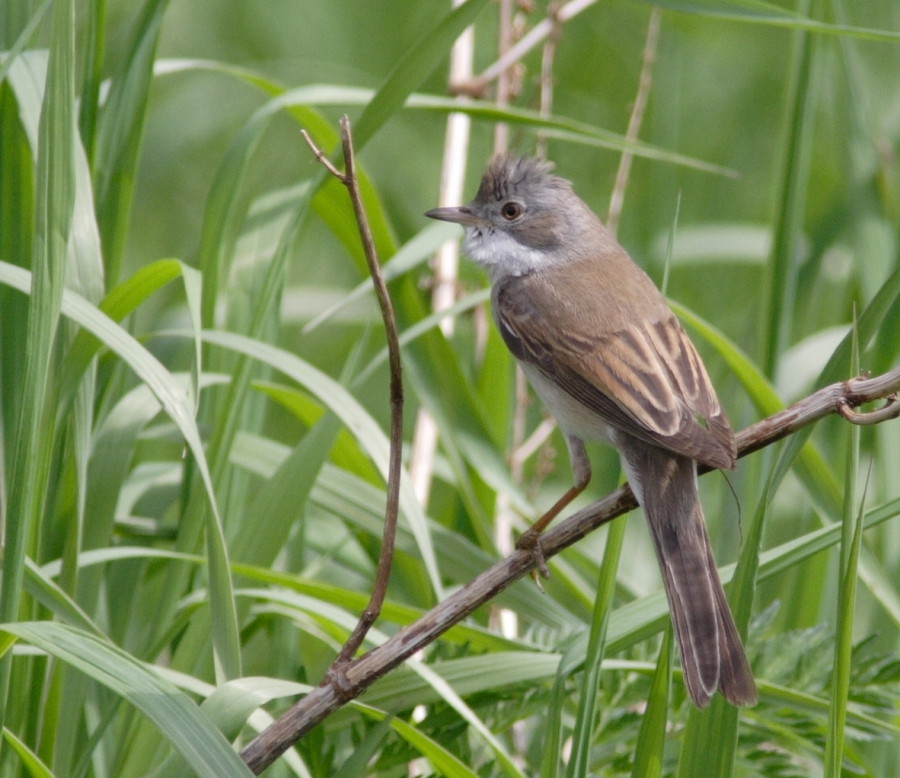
241,365,900,774
300,116,404,675
606,6,661,235
838,394,898,425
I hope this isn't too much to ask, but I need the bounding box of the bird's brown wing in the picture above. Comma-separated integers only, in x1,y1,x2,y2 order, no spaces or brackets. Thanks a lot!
493,274,736,470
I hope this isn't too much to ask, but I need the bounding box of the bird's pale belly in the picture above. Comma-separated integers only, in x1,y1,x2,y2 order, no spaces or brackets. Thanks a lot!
520,364,616,445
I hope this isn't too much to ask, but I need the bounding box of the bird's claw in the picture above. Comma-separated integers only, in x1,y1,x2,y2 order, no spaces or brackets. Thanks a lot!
517,529,550,582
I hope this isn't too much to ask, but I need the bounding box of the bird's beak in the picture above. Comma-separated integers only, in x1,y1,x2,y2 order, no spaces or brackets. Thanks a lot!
425,205,480,226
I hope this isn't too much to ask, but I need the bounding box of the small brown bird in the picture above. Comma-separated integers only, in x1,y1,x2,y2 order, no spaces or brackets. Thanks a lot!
427,155,756,707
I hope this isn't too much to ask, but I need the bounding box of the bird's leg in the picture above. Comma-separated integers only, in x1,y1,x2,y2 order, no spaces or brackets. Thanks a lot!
517,436,591,578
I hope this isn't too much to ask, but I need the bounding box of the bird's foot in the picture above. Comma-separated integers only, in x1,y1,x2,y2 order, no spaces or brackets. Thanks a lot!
516,528,550,582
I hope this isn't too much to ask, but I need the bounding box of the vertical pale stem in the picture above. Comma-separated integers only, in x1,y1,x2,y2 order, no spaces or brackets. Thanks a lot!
409,10,473,510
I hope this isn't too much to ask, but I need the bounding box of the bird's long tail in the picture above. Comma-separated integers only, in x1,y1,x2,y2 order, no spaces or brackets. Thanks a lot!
617,433,757,707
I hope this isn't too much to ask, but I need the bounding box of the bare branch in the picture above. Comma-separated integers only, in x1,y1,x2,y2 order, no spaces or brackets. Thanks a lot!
241,365,900,773
299,131,344,180
732,370,900,459
298,116,404,676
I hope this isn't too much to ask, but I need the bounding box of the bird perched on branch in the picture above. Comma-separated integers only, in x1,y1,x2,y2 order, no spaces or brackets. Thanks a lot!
427,155,756,707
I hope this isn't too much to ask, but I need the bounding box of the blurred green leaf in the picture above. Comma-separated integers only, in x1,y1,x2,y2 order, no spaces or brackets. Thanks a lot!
0,623,253,777
0,0,76,736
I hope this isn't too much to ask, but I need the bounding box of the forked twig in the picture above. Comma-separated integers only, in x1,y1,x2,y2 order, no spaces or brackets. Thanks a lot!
241,365,900,773
300,116,404,676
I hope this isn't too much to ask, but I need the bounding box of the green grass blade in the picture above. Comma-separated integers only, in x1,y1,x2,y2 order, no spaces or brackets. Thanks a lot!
405,94,736,177
0,623,253,777
24,558,102,636
77,0,106,161
539,668,569,778
405,660,526,778
195,103,310,329
0,0,75,738
58,258,186,410
196,328,443,597
567,518,626,778
1,727,55,778
825,491,865,777
760,0,818,377
351,0,491,150
0,0,50,86
303,221,457,333
354,703,480,778
631,630,672,778
0,261,241,681
93,0,169,283
642,0,900,40
175,81,739,177
824,328,863,778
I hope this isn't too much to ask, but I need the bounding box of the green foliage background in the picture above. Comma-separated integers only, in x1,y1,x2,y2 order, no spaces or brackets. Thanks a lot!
2,1,900,776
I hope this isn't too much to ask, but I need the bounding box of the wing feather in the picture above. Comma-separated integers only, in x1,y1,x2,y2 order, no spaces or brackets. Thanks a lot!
494,274,736,470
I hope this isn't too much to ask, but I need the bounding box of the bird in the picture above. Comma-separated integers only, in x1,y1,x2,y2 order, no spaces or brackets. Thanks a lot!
426,154,756,707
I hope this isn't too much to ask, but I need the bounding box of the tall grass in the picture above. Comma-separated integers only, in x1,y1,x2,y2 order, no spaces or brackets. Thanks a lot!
2,1,900,776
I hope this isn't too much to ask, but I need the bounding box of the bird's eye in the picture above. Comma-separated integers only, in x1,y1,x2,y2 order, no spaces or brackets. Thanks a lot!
500,201,523,220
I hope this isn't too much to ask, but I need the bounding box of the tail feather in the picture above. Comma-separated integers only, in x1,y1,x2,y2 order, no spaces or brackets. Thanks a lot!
617,433,756,707
707,542,758,705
